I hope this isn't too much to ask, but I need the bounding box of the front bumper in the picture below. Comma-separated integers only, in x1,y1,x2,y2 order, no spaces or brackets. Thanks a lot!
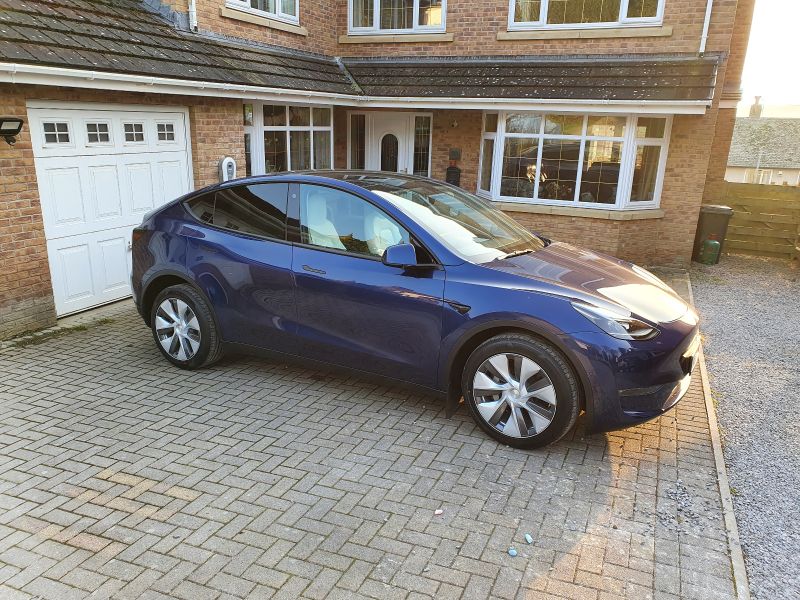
561,323,701,434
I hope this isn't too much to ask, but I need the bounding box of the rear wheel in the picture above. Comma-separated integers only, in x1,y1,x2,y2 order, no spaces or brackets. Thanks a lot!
150,284,223,369
462,334,580,449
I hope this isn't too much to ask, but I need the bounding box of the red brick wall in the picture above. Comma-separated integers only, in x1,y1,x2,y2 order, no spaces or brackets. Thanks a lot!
0,85,57,338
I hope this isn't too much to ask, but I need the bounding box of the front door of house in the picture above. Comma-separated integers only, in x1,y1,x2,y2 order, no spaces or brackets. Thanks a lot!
350,112,432,176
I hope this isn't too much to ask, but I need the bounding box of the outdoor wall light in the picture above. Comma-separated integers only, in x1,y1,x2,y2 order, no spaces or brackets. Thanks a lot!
0,117,25,146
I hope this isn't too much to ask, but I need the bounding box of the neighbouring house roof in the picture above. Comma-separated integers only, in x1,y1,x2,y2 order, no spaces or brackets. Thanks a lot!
340,55,719,101
727,118,800,170
0,0,720,103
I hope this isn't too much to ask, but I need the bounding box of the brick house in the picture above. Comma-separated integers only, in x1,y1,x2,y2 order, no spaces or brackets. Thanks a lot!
0,0,754,338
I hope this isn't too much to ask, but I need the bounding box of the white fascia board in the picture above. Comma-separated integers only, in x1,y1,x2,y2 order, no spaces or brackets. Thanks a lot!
0,62,710,114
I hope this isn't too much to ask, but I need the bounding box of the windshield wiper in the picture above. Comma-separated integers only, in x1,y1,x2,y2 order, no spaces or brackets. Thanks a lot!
502,249,535,259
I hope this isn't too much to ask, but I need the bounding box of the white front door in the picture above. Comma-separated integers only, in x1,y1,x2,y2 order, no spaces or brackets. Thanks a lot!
28,102,193,316
352,112,432,176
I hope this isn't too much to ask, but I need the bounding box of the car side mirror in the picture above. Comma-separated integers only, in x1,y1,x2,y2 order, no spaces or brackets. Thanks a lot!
381,243,419,268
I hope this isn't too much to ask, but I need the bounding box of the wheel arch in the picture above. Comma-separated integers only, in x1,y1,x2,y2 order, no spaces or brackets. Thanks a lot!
141,271,211,327
444,321,592,421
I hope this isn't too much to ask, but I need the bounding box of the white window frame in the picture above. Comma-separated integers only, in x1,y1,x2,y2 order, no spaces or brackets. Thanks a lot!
348,0,447,34
42,120,73,148
156,121,177,145
244,103,334,175
508,0,664,31
123,122,146,145
225,0,300,25
84,120,113,147
477,111,672,210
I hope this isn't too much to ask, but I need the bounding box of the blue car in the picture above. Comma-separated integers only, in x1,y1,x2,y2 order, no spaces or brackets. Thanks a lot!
132,171,700,449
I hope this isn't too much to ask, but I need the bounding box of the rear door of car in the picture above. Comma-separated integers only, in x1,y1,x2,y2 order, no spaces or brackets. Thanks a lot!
288,182,446,387
184,182,297,352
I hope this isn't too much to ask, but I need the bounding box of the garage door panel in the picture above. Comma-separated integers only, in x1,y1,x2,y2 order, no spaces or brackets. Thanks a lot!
97,236,130,293
30,103,192,316
46,167,86,229
126,162,156,214
51,242,95,306
157,159,188,205
89,164,124,220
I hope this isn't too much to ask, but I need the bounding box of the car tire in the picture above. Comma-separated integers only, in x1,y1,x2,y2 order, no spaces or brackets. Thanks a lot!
462,333,580,449
150,284,223,370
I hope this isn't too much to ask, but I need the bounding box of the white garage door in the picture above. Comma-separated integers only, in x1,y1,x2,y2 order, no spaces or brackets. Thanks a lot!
28,102,193,316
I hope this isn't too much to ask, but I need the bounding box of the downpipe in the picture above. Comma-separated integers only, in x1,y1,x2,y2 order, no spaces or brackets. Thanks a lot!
699,0,714,55
189,0,198,31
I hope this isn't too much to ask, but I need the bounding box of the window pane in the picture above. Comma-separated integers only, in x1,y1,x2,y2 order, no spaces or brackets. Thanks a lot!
636,117,666,138
299,184,409,257
352,0,373,27
313,107,331,126
515,0,542,22
544,114,584,136
280,0,296,16
626,0,659,18
501,137,539,198
244,133,252,176
290,131,311,170
413,116,431,176
313,131,331,169
250,0,276,12
484,113,498,133
381,134,399,172
547,0,621,24
289,106,311,127
539,139,580,201
243,104,254,126
630,145,661,202
185,193,216,224
506,113,542,134
350,114,366,169
579,140,622,204
587,116,626,137
479,139,495,192
381,0,413,29
214,183,289,240
264,130,287,173
419,0,442,26
263,105,286,127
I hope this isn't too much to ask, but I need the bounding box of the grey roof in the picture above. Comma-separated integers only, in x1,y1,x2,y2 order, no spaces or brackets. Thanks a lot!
340,55,720,101
0,0,720,102
727,118,800,169
0,0,357,95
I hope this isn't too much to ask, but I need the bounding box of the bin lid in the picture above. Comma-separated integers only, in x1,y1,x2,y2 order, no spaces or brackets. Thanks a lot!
700,204,734,215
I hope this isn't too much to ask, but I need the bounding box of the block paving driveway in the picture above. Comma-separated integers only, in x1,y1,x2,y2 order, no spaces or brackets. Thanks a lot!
0,300,739,599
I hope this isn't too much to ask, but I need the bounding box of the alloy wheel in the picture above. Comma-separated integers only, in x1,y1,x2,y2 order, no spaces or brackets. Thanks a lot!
471,352,557,438
155,298,201,361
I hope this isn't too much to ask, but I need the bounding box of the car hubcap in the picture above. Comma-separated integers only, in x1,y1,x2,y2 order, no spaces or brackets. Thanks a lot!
472,353,557,438
155,298,201,361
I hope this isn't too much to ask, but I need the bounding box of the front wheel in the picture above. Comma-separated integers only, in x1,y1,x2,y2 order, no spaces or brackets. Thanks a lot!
150,284,223,369
462,334,580,449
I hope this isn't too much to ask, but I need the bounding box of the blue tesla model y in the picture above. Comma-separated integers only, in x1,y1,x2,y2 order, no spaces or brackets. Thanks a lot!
132,172,700,448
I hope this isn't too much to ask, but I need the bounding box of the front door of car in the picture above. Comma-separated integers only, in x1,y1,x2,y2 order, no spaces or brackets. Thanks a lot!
290,183,445,387
185,182,297,353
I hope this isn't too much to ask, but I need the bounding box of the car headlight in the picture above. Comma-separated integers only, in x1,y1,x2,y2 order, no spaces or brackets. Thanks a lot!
572,302,659,340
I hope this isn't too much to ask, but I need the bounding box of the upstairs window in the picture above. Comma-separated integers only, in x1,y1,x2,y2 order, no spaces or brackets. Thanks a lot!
511,0,663,29
225,0,299,24
350,0,445,33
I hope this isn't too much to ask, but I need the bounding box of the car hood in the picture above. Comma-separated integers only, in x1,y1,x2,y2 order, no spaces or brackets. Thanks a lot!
482,242,689,324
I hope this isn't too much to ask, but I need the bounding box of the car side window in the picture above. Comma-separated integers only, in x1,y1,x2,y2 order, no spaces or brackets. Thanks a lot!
186,183,289,241
299,184,410,258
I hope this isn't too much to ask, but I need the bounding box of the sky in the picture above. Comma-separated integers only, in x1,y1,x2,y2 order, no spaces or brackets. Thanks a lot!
739,0,800,107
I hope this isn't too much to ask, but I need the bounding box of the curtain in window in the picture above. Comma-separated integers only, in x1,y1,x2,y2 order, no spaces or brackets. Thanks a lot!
547,0,621,24
380,0,413,29
514,0,542,22
419,0,443,26
250,0,276,12
353,0,373,27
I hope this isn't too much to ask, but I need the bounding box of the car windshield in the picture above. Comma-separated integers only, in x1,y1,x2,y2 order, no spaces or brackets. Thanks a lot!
341,175,546,264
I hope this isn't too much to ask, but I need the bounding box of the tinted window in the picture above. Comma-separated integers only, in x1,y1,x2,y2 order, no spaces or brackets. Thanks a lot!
186,184,289,241
299,184,409,258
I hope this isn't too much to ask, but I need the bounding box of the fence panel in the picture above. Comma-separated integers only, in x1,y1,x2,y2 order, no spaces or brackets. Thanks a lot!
721,183,800,259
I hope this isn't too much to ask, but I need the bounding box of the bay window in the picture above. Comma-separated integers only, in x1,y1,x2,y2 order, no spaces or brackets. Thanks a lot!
510,0,664,29
350,0,445,33
478,112,671,209
243,103,333,175
225,0,299,23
